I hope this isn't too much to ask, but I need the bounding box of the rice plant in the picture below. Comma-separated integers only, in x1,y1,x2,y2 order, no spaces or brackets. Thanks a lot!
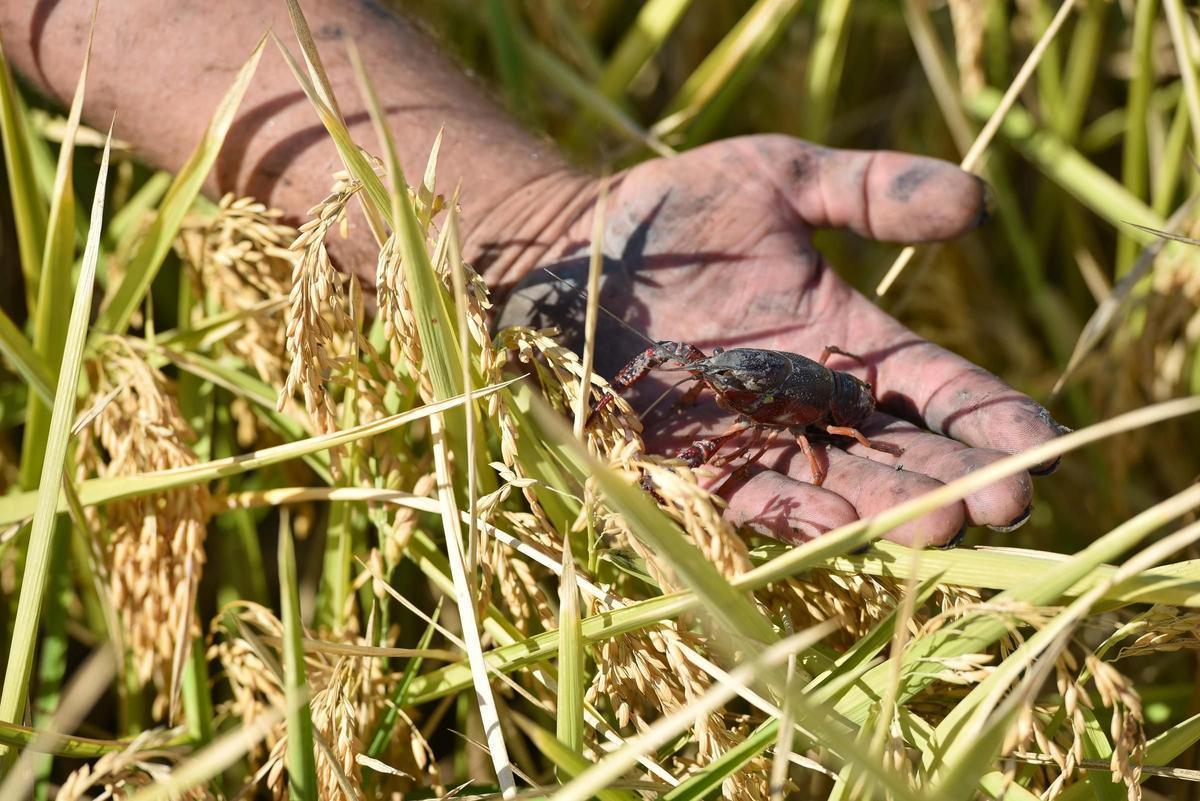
1,1,1200,800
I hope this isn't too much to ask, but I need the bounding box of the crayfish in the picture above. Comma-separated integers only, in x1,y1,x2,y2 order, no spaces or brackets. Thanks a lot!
598,341,902,486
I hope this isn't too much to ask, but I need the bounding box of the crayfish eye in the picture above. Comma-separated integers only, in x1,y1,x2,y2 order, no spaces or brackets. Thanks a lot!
713,347,725,355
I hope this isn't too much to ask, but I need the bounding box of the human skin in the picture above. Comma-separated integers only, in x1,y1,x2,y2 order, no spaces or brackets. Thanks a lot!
1,1,1064,547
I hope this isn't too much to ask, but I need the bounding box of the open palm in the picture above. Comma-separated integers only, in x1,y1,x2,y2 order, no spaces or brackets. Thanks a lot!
497,135,1063,547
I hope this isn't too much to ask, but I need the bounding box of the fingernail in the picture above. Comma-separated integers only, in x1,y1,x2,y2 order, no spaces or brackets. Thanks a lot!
1036,406,1073,436
988,505,1032,533
974,176,995,227
935,522,968,550
1030,457,1060,477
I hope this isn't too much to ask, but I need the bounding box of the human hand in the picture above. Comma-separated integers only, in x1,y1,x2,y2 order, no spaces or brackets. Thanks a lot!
493,135,1065,547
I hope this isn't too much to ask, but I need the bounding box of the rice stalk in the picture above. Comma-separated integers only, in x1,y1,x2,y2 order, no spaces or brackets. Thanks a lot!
279,177,360,436
176,194,297,387
75,340,210,719
20,3,95,490
0,130,111,751
0,32,49,309
278,510,318,801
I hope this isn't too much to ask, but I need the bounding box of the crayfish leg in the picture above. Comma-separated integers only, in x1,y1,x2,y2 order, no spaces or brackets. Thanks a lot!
819,345,869,369
670,380,707,413
715,423,765,467
675,421,751,469
795,433,826,486
825,425,903,457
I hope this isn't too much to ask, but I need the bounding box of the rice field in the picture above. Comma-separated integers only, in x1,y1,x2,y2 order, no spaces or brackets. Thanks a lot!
1,1,1200,799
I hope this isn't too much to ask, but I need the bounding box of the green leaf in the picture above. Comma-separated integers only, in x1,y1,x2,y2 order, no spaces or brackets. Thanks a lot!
0,307,54,405
659,720,778,801
365,601,442,760
964,88,1163,234
0,34,49,309
20,12,95,488
654,0,804,143
279,511,318,801
556,540,585,757
516,715,641,801
0,131,112,753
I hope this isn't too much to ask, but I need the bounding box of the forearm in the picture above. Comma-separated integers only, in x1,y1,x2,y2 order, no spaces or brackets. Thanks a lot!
0,0,592,290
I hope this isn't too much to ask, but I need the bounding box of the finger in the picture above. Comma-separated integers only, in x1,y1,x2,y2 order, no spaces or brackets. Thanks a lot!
764,444,967,547
717,466,859,545
835,293,1066,473
756,135,990,242
840,414,1034,530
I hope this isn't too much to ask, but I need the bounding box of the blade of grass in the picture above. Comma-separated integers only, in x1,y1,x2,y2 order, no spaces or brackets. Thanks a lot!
365,601,442,760
964,88,1163,231
1118,0,1158,275
279,510,318,801
0,131,111,759
30,517,71,801
20,7,95,491
1162,0,1200,158
431,412,517,796
1056,0,1107,144
271,29,388,242
445,205,484,594
486,0,537,124
804,0,854,143
659,720,783,801
901,0,974,154
566,0,691,149
1078,707,1126,801
572,182,606,439
0,720,183,759
0,34,49,309
763,539,1200,608
768,657,799,801
1152,94,1192,217
181,629,214,746
555,539,584,757
653,0,803,142
0,308,54,405
515,715,641,801
97,36,266,335
596,0,692,101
